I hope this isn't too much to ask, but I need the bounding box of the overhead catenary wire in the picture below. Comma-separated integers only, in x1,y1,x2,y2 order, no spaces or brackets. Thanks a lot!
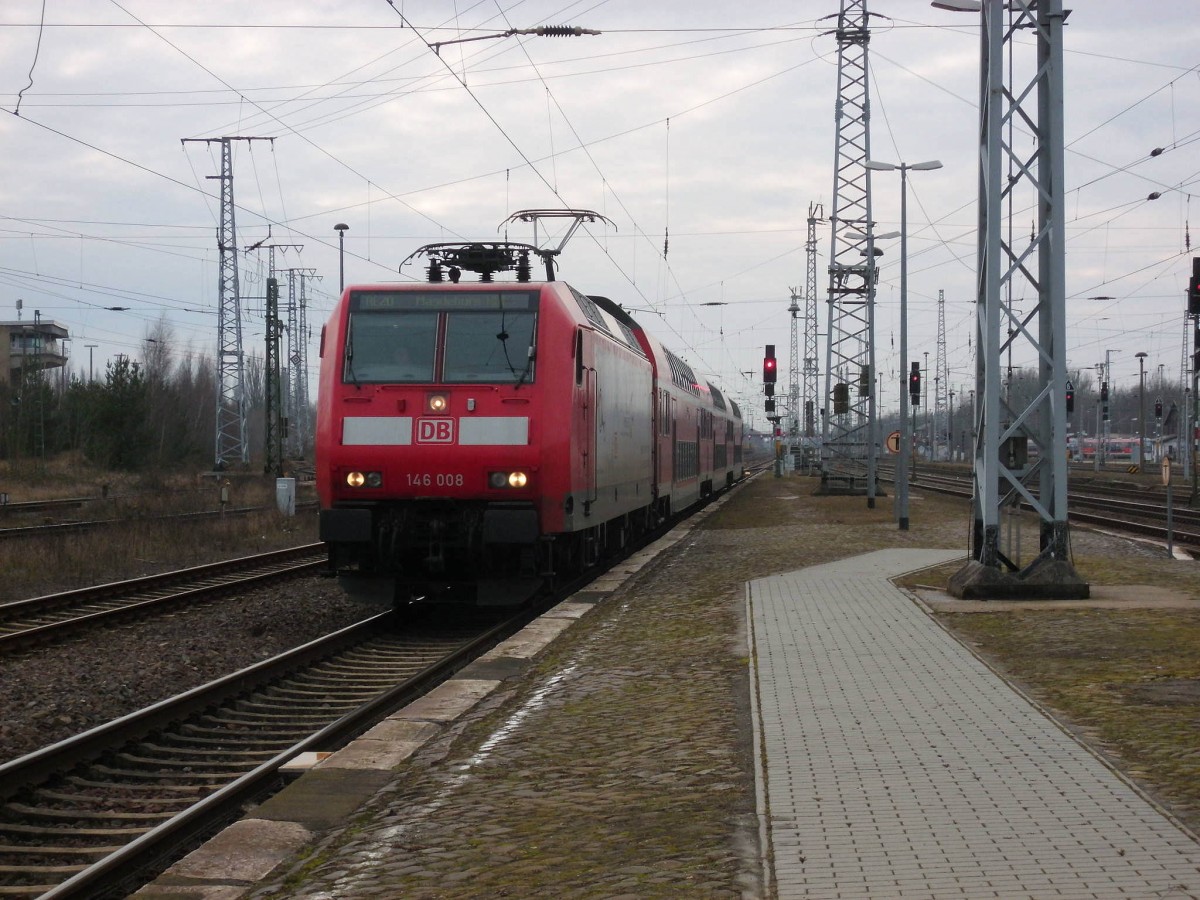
2,3,1197,400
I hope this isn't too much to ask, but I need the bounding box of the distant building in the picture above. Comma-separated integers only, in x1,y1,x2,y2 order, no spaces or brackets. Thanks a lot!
0,319,70,386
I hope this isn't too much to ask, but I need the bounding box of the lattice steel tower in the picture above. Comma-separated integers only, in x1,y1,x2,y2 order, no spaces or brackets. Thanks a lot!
279,269,317,459
819,0,879,502
949,0,1086,598
255,243,303,477
787,290,801,438
182,135,274,469
293,272,315,457
803,202,824,438
1181,311,1194,484
935,289,948,461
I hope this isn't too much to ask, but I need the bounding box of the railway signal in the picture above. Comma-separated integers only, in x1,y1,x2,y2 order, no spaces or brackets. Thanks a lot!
909,362,921,407
1065,380,1074,414
1189,257,1200,316
763,345,777,384
832,382,849,415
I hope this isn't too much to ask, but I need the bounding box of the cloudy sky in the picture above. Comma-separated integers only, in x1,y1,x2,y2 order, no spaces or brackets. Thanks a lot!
2,1,1198,429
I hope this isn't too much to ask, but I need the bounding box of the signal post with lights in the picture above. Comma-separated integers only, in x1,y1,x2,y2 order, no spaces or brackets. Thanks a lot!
764,345,784,476
1189,258,1200,503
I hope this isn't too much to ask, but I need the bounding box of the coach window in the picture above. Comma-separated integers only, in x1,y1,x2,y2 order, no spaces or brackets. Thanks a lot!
345,311,437,383
443,307,537,383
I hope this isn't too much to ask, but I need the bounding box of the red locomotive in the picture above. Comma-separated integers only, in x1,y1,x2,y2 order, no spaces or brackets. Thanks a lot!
316,214,744,606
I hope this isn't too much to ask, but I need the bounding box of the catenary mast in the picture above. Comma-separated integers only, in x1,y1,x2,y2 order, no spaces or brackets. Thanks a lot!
949,0,1087,599
819,0,879,505
182,135,274,470
935,289,948,461
804,202,824,438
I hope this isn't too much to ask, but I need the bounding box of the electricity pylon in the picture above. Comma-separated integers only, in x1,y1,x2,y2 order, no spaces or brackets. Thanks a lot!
787,290,801,438
949,0,1087,599
935,289,948,461
804,202,824,438
182,135,274,469
819,0,880,506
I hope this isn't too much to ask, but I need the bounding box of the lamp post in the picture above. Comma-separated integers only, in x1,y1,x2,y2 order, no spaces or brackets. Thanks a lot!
334,223,349,293
1136,351,1147,465
865,158,943,530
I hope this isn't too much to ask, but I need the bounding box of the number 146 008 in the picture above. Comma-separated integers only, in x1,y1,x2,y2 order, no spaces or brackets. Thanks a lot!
406,472,464,487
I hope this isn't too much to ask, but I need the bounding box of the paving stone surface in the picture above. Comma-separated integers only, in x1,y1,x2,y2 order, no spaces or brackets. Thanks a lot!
749,548,1200,899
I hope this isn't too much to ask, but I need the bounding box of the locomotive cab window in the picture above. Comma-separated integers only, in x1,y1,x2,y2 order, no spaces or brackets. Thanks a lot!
344,311,437,383
443,307,536,383
344,290,538,385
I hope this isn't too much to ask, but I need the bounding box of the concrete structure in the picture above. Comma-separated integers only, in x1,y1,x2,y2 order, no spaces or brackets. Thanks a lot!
0,319,69,386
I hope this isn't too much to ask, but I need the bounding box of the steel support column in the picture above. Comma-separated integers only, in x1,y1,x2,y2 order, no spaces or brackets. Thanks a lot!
951,0,1087,599
818,0,878,503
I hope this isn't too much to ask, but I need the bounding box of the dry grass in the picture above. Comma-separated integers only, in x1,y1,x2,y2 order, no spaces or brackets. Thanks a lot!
888,503,1200,834
0,456,317,601
928,606,1200,830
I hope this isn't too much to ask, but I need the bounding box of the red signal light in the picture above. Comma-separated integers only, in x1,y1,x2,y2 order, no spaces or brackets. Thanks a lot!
763,344,778,384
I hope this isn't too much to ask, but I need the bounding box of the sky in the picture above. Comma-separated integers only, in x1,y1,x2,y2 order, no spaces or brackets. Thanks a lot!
2,1,1199,432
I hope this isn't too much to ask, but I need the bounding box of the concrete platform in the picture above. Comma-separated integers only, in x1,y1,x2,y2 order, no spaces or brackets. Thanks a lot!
748,548,1200,898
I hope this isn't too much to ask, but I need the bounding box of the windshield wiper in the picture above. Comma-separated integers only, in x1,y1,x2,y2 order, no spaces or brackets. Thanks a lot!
344,330,361,390
515,348,534,388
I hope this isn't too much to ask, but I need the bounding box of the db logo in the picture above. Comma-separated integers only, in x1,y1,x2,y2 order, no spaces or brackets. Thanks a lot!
416,418,455,444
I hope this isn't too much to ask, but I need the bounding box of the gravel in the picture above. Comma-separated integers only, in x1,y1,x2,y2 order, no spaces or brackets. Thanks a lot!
0,573,372,765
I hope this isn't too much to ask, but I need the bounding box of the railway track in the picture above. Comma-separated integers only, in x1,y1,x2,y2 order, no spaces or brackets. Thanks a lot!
0,607,528,899
0,502,318,542
887,465,1200,552
0,473,756,897
0,498,91,516
0,545,327,654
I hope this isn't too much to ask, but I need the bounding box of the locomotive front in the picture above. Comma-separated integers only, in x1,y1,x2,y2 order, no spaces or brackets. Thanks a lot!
316,283,558,605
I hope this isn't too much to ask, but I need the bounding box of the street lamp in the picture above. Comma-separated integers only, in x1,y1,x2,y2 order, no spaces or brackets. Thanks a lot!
1136,351,1148,464
865,158,943,530
334,223,349,293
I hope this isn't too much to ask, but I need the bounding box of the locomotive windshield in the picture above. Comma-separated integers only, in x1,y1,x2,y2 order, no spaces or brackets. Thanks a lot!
345,290,538,384
344,310,438,383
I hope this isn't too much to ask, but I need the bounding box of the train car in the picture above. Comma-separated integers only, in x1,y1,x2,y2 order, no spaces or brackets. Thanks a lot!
316,239,743,606
590,297,745,509
1076,437,1136,462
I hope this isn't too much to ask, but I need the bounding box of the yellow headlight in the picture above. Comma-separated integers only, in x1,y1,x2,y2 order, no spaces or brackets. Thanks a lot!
346,471,365,487
488,470,529,489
